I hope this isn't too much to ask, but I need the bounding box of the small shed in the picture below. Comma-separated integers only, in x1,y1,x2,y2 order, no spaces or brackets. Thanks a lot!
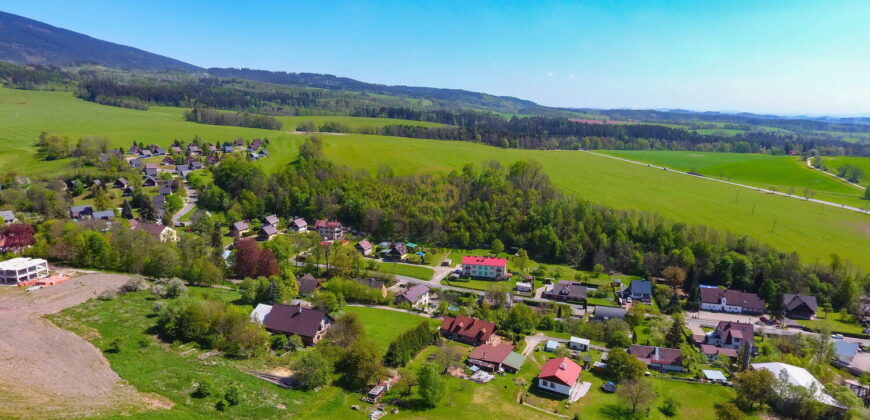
568,337,590,351
502,352,526,373
515,282,533,293
545,340,560,352
703,370,728,383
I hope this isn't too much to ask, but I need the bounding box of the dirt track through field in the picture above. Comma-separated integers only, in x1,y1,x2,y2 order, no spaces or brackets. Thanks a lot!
0,273,164,419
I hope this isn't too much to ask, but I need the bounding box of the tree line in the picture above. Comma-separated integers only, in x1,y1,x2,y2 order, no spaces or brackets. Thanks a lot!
184,107,282,130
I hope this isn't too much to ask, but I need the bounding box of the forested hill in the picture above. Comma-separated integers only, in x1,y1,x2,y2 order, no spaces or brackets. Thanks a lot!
206,67,544,115
0,11,200,71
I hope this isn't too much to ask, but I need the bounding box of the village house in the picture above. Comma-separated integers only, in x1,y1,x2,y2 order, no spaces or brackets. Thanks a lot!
152,195,166,218
187,144,201,155
353,278,389,297
260,225,279,241
440,315,497,346
231,221,250,238
264,214,280,227
314,219,344,241
234,138,245,148
381,242,408,261
129,158,143,169
624,279,653,303
144,167,158,177
250,139,263,150
128,145,141,155
223,144,234,154
170,146,183,155
142,176,158,187
255,303,334,346
698,344,739,362
355,239,373,256
0,210,17,224
297,273,321,296
395,284,430,310
113,178,129,189
592,306,626,321
537,357,583,401
92,210,115,220
158,185,173,196
175,164,190,176
699,285,766,314
140,149,152,158
568,337,590,351
0,257,49,284
69,205,93,220
704,321,755,352
515,281,533,293
542,280,588,303
628,345,685,372
460,256,508,280
467,342,524,373
190,161,204,170
289,217,308,233
782,294,818,320
129,219,178,242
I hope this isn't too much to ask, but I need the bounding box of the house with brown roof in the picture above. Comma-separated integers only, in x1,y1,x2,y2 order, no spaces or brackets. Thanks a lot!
260,225,279,241
628,345,684,372
264,214,280,227
467,342,520,373
142,176,158,187
537,357,583,401
113,178,129,189
707,321,754,350
699,344,739,361
395,284,430,310
297,273,321,296
355,239,373,256
354,278,389,298
260,303,334,346
289,218,308,233
440,315,496,346
699,285,766,314
381,242,408,261
231,221,250,237
783,294,818,320
542,280,588,303
129,219,178,242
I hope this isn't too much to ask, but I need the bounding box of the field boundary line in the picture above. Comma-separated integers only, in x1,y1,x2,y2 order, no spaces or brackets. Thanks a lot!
804,157,866,191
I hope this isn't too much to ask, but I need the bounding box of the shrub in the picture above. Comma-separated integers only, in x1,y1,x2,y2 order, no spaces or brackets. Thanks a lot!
123,277,149,292
215,399,228,411
151,300,167,313
150,284,165,298
224,386,240,406
98,290,117,300
271,334,290,351
164,279,187,298
193,381,213,398
659,396,681,417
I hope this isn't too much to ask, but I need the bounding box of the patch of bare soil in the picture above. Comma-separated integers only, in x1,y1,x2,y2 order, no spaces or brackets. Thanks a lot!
0,273,169,418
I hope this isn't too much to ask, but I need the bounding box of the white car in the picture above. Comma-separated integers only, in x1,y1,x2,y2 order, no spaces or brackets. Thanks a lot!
832,333,845,340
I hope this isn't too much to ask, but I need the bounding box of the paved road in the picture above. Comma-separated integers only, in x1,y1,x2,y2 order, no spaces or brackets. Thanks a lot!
586,151,870,215
685,310,870,347
171,181,197,226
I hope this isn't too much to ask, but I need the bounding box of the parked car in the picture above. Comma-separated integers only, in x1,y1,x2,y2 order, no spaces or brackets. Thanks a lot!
832,333,845,339
601,382,617,393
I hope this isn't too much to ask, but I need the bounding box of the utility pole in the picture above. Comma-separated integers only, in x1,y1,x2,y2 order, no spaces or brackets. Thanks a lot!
770,220,778,233
751,202,756,215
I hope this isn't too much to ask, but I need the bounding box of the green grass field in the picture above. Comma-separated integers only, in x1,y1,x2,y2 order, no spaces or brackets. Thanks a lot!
602,150,869,208
340,306,434,351
823,155,870,183
4,87,870,270
374,262,435,280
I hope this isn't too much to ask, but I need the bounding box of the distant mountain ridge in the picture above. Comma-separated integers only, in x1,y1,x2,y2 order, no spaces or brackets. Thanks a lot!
0,11,200,71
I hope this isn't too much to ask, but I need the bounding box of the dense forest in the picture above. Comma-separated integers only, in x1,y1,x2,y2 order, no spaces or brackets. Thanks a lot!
197,137,868,316
184,107,282,130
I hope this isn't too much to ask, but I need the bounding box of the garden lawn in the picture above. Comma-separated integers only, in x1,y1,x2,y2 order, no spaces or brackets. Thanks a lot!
375,262,434,280
340,306,435,351
795,310,866,337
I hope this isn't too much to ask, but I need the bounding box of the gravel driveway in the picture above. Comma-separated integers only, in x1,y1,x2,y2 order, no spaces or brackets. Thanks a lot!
0,273,163,418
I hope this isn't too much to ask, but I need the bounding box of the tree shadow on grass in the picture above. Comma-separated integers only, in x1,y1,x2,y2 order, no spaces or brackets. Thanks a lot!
600,404,639,420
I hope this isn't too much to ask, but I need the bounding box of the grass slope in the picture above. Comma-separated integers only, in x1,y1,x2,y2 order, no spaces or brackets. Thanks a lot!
601,150,868,208
340,306,433,351
267,133,870,270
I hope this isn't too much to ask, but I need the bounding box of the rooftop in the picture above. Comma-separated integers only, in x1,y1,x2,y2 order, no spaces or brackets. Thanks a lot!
461,256,507,267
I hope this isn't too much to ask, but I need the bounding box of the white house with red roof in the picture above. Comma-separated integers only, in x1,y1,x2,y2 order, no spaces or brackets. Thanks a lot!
461,256,508,279
537,357,583,401
314,219,344,241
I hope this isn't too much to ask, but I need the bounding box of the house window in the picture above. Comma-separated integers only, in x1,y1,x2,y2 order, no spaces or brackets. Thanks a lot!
541,380,548,387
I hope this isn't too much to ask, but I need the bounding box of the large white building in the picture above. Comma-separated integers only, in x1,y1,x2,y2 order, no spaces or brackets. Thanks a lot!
0,258,49,284
461,256,508,279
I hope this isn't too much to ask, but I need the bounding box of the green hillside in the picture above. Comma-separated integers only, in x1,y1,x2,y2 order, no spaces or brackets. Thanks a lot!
823,155,870,181
601,150,868,208
2,87,868,270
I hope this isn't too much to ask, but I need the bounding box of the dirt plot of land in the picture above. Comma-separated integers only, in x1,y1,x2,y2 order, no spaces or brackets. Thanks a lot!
0,273,166,419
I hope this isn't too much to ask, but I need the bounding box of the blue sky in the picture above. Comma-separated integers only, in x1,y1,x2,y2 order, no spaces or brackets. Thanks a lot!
4,0,870,115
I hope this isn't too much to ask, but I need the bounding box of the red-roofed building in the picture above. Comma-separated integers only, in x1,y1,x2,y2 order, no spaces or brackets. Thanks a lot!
314,219,344,241
699,286,766,314
440,315,496,346
461,256,508,279
628,345,685,372
468,342,515,372
699,344,739,361
537,357,583,399
709,321,755,350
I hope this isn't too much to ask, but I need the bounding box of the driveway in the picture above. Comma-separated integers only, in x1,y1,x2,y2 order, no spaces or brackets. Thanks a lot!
171,181,197,226
0,273,165,418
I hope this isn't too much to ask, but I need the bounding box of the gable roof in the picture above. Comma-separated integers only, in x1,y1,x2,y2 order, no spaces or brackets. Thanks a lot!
399,284,430,303
629,280,652,296
716,321,754,343
502,352,526,371
469,342,514,364
92,210,115,219
262,225,279,236
699,344,739,358
628,345,683,366
250,303,272,324
545,280,587,300
700,287,766,312
537,357,581,387
783,294,818,312
440,315,495,343
129,219,170,236
0,210,16,222
751,362,843,407
593,306,626,319
232,221,249,232
462,256,507,267
297,273,320,294
264,214,280,226
291,218,307,228
356,239,372,251
263,303,332,338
